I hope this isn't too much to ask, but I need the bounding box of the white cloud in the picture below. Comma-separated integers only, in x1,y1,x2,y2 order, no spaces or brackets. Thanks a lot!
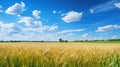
61,13,65,16
23,28,41,32
90,9,94,13
34,33,58,41
53,10,56,14
0,10,3,13
66,33,73,37
82,33,88,38
96,25,120,32
5,2,25,15
18,16,42,26
41,25,58,31
53,10,63,14
112,36,117,39
23,25,58,32
0,5,3,13
0,5,2,8
58,33,74,40
32,10,41,19
62,11,83,23
114,2,120,9
93,0,115,13
0,22,21,35
58,10,63,14
56,29,84,34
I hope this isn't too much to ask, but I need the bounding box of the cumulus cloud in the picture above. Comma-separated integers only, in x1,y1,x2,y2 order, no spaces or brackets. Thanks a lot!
5,2,25,15
23,25,58,32
56,29,84,34
18,16,42,26
23,28,41,32
32,10,41,19
96,25,120,32
114,2,120,9
90,9,94,13
62,11,83,23
0,22,21,35
42,25,58,31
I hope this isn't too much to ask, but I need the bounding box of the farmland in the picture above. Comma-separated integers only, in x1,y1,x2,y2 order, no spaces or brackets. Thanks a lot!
0,42,120,67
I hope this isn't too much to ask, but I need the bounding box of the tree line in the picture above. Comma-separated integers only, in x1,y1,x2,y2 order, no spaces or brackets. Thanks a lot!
0,38,120,43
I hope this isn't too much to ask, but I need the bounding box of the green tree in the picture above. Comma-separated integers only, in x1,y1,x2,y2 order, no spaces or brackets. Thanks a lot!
64,40,68,42
59,38,63,42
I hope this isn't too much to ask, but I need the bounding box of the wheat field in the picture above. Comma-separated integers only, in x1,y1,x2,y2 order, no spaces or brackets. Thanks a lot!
0,42,120,67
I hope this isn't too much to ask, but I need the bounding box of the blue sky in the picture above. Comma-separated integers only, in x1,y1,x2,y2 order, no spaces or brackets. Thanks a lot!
0,0,120,41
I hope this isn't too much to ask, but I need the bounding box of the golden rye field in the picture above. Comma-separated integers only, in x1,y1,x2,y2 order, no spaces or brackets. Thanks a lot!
0,42,120,67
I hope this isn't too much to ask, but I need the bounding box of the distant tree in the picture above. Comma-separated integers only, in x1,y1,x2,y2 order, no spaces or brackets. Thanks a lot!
59,38,68,42
40,40,44,42
0,41,4,42
59,38,63,42
9,40,21,42
64,40,68,42
85,40,88,42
